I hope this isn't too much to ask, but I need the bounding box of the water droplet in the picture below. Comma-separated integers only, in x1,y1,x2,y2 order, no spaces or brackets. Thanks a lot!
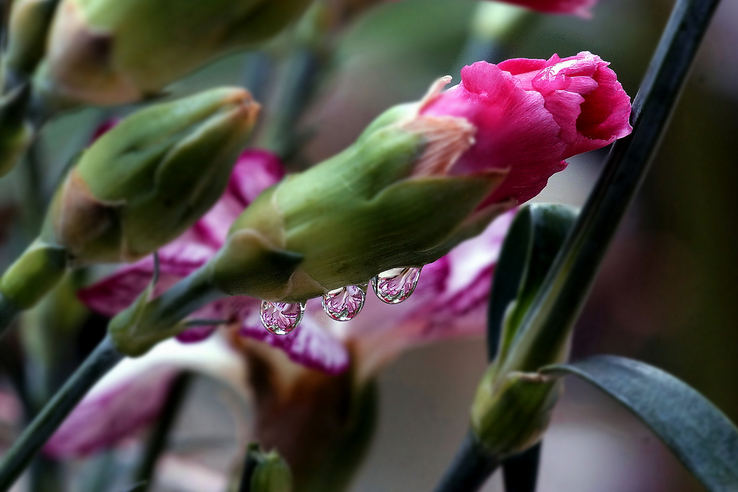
372,267,422,304
322,285,366,321
260,300,305,335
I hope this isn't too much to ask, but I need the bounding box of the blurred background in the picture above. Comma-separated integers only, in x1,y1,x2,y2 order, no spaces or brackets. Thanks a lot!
1,0,736,490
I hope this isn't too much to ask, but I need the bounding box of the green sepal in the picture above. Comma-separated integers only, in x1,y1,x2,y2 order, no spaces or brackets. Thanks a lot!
241,443,293,492
0,240,68,309
247,445,292,492
212,225,304,301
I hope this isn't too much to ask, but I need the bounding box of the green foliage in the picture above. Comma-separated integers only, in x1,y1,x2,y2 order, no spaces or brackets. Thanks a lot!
544,356,738,492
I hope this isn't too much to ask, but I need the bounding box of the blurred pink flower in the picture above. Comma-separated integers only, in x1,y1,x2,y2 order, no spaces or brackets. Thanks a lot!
422,51,631,204
495,0,596,17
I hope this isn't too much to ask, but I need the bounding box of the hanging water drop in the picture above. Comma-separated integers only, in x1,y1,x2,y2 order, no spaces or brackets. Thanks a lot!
260,300,305,335
322,285,366,321
372,267,422,304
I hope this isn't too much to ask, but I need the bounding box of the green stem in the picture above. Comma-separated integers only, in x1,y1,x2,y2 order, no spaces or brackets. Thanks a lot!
502,0,721,375
433,432,500,492
0,334,123,489
132,372,192,491
238,445,262,492
501,444,541,492
0,292,20,337
454,3,536,70
262,46,323,162
109,263,222,356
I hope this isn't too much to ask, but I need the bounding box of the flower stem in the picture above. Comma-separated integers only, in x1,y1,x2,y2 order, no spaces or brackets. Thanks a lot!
502,0,721,375
433,432,500,492
0,334,123,489
132,372,192,491
0,293,20,339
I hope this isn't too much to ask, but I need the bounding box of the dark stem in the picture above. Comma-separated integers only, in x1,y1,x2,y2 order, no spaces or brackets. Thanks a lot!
0,334,123,489
503,0,721,374
502,444,541,492
0,293,19,339
132,372,192,491
238,445,262,492
433,432,500,492
262,46,323,163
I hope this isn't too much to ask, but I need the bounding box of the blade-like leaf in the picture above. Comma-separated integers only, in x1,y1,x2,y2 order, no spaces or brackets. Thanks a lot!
542,356,738,492
486,204,577,361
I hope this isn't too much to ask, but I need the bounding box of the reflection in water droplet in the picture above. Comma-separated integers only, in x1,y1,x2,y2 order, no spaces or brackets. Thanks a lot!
322,285,366,321
372,267,422,304
260,300,305,335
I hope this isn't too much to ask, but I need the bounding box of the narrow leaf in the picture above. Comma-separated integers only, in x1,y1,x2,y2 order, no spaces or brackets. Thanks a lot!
543,355,738,491
486,204,577,361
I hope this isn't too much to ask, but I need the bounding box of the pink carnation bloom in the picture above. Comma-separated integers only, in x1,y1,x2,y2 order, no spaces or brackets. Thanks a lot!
421,51,631,204
494,0,596,17
48,52,631,457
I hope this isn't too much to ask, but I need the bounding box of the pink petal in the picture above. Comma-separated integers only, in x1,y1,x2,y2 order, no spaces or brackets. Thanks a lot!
44,368,178,457
497,0,597,17
44,338,245,458
238,307,351,375
423,61,567,204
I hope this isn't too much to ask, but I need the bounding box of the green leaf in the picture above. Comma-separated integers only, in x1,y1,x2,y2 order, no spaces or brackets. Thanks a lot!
486,204,577,362
542,356,738,491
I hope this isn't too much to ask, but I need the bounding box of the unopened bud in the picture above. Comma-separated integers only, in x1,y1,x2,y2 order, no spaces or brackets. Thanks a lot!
212,93,505,302
241,444,293,492
43,87,259,263
2,0,59,89
33,0,311,107
1,87,259,327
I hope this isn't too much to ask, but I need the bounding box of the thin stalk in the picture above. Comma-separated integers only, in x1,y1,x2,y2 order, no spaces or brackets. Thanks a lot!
132,372,192,492
262,46,322,162
238,447,261,492
0,293,19,338
502,0,721,374
502,444,541,492
433,432,500,492
0,334,123,489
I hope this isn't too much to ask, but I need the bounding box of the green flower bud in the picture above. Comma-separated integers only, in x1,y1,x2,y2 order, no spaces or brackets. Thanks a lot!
0,85,34,177
33,0,311,108
470,364,560,457
2,0,59,89
43,87,259,263
243,445,293,492
1,87,259,331
212,103,505,302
